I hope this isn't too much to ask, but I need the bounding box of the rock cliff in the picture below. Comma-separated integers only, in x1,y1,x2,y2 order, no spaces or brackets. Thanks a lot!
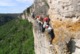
20,0,80,54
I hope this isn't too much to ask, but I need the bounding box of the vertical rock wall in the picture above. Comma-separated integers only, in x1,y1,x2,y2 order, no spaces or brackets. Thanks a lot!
33,0,49,16
20,0,80,54
21,14,26,19
48,0,80,18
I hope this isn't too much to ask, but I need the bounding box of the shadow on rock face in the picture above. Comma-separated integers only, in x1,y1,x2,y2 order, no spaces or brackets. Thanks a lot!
67,38,76,54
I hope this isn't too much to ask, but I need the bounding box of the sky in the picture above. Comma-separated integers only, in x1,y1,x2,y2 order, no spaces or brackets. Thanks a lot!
0,0,34,13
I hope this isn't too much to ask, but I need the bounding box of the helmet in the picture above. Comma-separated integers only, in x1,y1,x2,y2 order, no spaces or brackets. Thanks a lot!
43,17,49,22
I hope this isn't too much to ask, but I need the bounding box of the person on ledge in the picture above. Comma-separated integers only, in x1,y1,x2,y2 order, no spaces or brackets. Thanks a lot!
45,25,55,44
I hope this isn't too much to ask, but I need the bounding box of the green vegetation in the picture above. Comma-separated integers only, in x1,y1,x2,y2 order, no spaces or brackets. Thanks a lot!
0,18,34,54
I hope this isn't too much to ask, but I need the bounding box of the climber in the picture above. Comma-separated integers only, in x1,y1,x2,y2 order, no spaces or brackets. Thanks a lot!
45,25,55,44
43,17,50,23
43,17,50,29
36,16,41,24
36,16,45,32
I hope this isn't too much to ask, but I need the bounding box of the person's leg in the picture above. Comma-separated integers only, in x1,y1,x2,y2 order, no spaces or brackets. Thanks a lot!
50,38,53,44
38,23,41,30
49,30,55,44
42,27,45,32
40,24,45,32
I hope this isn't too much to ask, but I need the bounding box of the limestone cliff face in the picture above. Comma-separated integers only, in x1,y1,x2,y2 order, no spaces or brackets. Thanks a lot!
48,0,80,18
20,0,80,54
33,0,49,16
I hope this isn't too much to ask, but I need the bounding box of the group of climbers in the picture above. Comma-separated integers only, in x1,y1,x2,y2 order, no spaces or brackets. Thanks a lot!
35,15,55,44
31,12,54,44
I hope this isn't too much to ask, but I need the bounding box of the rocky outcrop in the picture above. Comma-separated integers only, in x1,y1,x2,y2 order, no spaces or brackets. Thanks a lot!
72,39,80,54
20,0,80,54
33,0,49,16
67,39,80,54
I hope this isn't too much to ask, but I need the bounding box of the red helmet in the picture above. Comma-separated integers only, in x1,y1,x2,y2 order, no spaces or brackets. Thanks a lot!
43,17,49,22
